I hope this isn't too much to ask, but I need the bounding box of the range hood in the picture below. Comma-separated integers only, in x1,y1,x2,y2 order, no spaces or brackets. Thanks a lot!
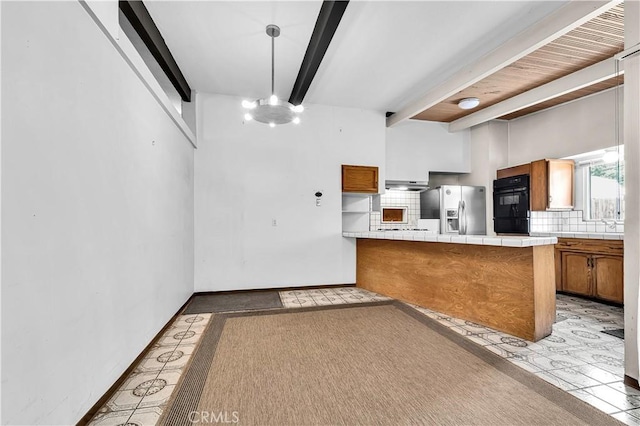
385,180,429,192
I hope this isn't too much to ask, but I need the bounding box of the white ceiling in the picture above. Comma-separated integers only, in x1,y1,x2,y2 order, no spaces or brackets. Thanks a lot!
146,1,569,113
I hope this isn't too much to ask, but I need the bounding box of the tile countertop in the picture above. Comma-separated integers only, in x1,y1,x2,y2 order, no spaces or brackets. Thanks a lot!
530,231,624,240
343,231,557,247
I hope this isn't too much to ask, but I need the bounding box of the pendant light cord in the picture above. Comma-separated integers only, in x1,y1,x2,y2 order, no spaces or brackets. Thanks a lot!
271,33,275,96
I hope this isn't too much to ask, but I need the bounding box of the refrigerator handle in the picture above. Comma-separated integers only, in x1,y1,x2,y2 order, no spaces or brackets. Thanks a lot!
461,200,467,235
457,200,462,234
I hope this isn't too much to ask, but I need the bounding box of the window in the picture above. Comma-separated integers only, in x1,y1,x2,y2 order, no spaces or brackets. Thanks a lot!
588,160,624,220
570,145,624,221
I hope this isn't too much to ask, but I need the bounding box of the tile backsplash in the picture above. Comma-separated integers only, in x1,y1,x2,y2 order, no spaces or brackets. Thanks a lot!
530,210,624,233
370,190,421,230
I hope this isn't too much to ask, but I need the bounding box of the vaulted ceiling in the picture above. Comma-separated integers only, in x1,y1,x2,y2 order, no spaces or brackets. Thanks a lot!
144,1,625,130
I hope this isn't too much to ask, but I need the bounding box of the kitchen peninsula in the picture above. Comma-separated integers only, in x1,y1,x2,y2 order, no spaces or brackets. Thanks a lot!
344,231,558,342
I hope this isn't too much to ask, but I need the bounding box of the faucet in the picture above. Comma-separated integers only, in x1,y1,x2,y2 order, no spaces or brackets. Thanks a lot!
601,219,617,230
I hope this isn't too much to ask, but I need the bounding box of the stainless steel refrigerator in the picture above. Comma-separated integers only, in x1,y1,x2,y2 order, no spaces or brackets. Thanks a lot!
420,185,487,235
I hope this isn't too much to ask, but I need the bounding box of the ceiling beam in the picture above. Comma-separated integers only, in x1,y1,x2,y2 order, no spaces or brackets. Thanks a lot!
448,57,621,132
119,0,192,102
386,0,622,128
288,1,349,106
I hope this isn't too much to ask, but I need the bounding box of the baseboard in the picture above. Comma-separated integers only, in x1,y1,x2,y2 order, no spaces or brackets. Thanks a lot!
556,291,623,308
77,294,195,425
625,375,640,391
193,283,356,296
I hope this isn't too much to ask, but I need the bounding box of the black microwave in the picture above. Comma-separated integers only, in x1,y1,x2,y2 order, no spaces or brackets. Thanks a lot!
493,174,530,234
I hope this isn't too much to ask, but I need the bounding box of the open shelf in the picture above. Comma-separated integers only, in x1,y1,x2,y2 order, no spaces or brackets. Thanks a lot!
341,193,380,232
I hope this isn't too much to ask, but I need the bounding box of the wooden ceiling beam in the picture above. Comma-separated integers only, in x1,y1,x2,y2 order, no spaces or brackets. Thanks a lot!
386,0,622,128
498,77,621,120
288,1,349,106
448,57,620,132
119,0,191,102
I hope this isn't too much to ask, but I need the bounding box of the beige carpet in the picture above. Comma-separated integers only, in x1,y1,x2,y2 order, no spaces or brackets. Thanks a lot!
161,301,621,425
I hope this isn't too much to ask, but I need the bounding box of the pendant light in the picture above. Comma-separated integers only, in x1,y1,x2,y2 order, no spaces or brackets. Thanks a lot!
242,24,303,126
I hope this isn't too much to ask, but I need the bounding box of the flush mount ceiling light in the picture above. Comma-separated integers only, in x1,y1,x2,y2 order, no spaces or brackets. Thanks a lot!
242,25,303,127
458,97,480,110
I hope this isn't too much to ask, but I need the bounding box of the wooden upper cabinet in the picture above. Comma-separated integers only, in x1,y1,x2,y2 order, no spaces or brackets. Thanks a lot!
342,165,379,193
530,160,548,211
548,160,574,209
530,159,574,211
496,163,531,179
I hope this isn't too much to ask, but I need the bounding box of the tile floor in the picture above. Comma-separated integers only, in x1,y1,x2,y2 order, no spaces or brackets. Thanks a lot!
279,286,391,307
89,288,635,425
407,294,638,425
88,313,211,426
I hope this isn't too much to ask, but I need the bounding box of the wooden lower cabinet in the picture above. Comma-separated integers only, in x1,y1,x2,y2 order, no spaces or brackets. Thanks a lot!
356,239,556,342
562,252,592,296
593,255,624,302
556,238,623,304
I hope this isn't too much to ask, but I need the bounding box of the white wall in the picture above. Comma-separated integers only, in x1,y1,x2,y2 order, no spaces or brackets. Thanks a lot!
508,87,623,166
622,0,640,384
1,2,194,424
385,120,470,183
194,94,385,291
459,121,509,235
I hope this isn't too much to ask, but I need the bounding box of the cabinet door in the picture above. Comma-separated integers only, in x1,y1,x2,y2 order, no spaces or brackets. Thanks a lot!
529,159,548,211
342,165,379,193
548,160,574,209
561,252,591,296
593,255,623,303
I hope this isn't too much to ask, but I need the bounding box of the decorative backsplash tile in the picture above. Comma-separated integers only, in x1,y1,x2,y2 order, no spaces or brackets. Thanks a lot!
370,190,421,230
529,210,623,234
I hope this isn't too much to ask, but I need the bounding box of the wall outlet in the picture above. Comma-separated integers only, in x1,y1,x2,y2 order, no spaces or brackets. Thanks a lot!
272,219,277,226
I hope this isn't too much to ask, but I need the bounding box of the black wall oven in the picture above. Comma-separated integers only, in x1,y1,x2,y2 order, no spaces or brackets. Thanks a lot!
493,174,530,234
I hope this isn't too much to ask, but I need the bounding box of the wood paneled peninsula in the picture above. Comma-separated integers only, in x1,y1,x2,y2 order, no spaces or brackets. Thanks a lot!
344,231,558,342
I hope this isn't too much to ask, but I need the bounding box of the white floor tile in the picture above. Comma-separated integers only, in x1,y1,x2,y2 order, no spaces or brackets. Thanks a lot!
574,364,623,385
612,411,640,426
609,382,640,397
88,409,135,426
139,383,176,409
547,367,603,389
535,371,578,391
568,389,620,414
127,406,164,426
581,385,640,411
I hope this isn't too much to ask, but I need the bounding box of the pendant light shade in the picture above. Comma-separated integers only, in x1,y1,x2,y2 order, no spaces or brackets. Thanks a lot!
242,25,303,126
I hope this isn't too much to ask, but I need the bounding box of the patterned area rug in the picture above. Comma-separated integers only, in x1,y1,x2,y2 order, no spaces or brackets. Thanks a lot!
161,301,621,425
